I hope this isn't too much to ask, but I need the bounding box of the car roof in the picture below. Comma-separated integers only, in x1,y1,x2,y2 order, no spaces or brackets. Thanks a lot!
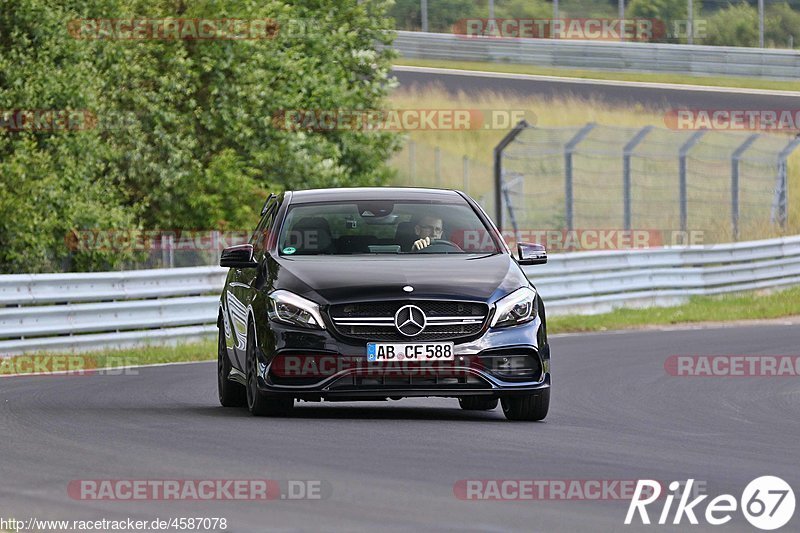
287,187,465,205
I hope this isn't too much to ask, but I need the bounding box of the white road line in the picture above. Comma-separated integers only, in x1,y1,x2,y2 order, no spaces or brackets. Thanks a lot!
550,317,800,338
393,65,800,97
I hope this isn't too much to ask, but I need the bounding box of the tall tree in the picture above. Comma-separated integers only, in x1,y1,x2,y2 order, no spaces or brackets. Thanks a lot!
0,0,399,272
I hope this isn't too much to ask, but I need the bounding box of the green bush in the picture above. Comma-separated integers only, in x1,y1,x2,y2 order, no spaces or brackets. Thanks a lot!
765,2,800,48
628,0,701,43
389,0,479,32
703,2,759,47
494,0,552,19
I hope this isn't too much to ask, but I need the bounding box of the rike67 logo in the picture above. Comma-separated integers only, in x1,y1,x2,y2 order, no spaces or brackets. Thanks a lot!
625,477,795,530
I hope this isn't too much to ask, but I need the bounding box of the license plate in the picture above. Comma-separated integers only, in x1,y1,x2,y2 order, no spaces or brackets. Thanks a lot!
367,342,455,362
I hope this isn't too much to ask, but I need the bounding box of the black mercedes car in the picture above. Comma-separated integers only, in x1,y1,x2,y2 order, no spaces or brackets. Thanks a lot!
217,187,551,420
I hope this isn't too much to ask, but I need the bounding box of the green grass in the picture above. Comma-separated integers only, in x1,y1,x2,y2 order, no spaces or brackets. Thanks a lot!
548,286,800,333
2,287,800,375
96,339,215,365
394,58,800,92
0,339,214,376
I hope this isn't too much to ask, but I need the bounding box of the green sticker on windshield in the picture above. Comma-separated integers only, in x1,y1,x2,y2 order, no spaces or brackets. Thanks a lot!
282,246,296,255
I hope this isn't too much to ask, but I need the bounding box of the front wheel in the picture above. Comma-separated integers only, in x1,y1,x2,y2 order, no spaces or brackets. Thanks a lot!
246,324,294,417
218,327,246,407
501,389,549,421
458,397,498,411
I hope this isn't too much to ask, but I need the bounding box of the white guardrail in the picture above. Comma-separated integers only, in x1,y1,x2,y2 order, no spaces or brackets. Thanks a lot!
393,31,800,80
1,235,800,355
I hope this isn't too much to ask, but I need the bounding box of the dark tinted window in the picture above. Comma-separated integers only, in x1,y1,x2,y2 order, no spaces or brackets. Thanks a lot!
277,200,499,256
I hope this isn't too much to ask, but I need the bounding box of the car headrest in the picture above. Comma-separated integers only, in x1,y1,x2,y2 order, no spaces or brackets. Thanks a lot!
289,217,333,254
394,221,417,251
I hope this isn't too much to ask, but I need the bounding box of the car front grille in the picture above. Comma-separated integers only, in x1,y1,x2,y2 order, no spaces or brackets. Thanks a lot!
328,300,489,342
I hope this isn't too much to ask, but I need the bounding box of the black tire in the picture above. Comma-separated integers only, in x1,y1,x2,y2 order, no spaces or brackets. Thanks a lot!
218,325,246,407
458,396,499,411
501,389,550,421
246,324,294,417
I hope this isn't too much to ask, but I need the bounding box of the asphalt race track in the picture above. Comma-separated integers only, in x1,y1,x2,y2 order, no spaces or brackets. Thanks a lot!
392,66,800,110
1,323,799,532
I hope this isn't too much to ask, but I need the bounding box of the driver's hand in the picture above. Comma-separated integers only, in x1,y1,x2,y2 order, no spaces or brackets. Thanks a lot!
412,237,431,250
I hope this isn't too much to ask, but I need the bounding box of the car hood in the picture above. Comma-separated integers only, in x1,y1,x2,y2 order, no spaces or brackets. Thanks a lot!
271,253,528,305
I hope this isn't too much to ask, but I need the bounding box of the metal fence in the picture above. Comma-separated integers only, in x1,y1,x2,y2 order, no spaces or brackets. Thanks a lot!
0,266,224,355
390,140,496,215
2,235,800,355
493,122,800,244
393,31,800,80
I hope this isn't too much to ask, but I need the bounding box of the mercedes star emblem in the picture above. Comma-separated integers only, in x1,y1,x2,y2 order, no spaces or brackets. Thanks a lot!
394,304,426,337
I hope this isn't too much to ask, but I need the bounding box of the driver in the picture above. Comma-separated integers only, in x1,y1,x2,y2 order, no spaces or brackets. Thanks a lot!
412,215,444,250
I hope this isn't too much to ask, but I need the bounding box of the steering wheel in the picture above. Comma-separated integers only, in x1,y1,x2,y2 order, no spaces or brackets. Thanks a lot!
412,239,463,253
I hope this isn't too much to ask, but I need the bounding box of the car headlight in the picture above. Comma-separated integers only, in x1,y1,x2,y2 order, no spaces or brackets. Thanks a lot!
490,287,538,328
267,290,325,329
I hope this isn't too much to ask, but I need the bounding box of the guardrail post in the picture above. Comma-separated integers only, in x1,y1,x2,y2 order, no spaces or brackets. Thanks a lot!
731,134,759,241
773,135,800,229
564,123,596,231
678,130,707,234
493,120,531,230
623,126,653,231
168,234,175,268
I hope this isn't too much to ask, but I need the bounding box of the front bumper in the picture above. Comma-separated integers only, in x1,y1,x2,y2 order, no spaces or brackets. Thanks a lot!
252,316,550,400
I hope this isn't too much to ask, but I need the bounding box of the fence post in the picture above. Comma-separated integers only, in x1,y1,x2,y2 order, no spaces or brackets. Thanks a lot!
564,123,596,231
462,156,469,194
168,234,175,268
774,136,800,229
493,120,531,230
434,146,441,186
623,126,653,231
678,130,706,234
731,134,759,241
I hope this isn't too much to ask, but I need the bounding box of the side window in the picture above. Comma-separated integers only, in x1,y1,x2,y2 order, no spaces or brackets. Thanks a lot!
250,196,277,255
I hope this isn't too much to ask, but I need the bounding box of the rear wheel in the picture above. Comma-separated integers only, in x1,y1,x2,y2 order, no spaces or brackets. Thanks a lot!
458,396,498,411
501,389,550,421
218,325,245,407
246,324,294,417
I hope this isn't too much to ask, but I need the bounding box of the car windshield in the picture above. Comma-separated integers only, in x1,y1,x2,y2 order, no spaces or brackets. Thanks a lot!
277,199,500,256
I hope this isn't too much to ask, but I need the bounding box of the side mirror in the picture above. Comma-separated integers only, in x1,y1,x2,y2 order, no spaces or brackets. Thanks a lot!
517,243,547,265
220,244,258,269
